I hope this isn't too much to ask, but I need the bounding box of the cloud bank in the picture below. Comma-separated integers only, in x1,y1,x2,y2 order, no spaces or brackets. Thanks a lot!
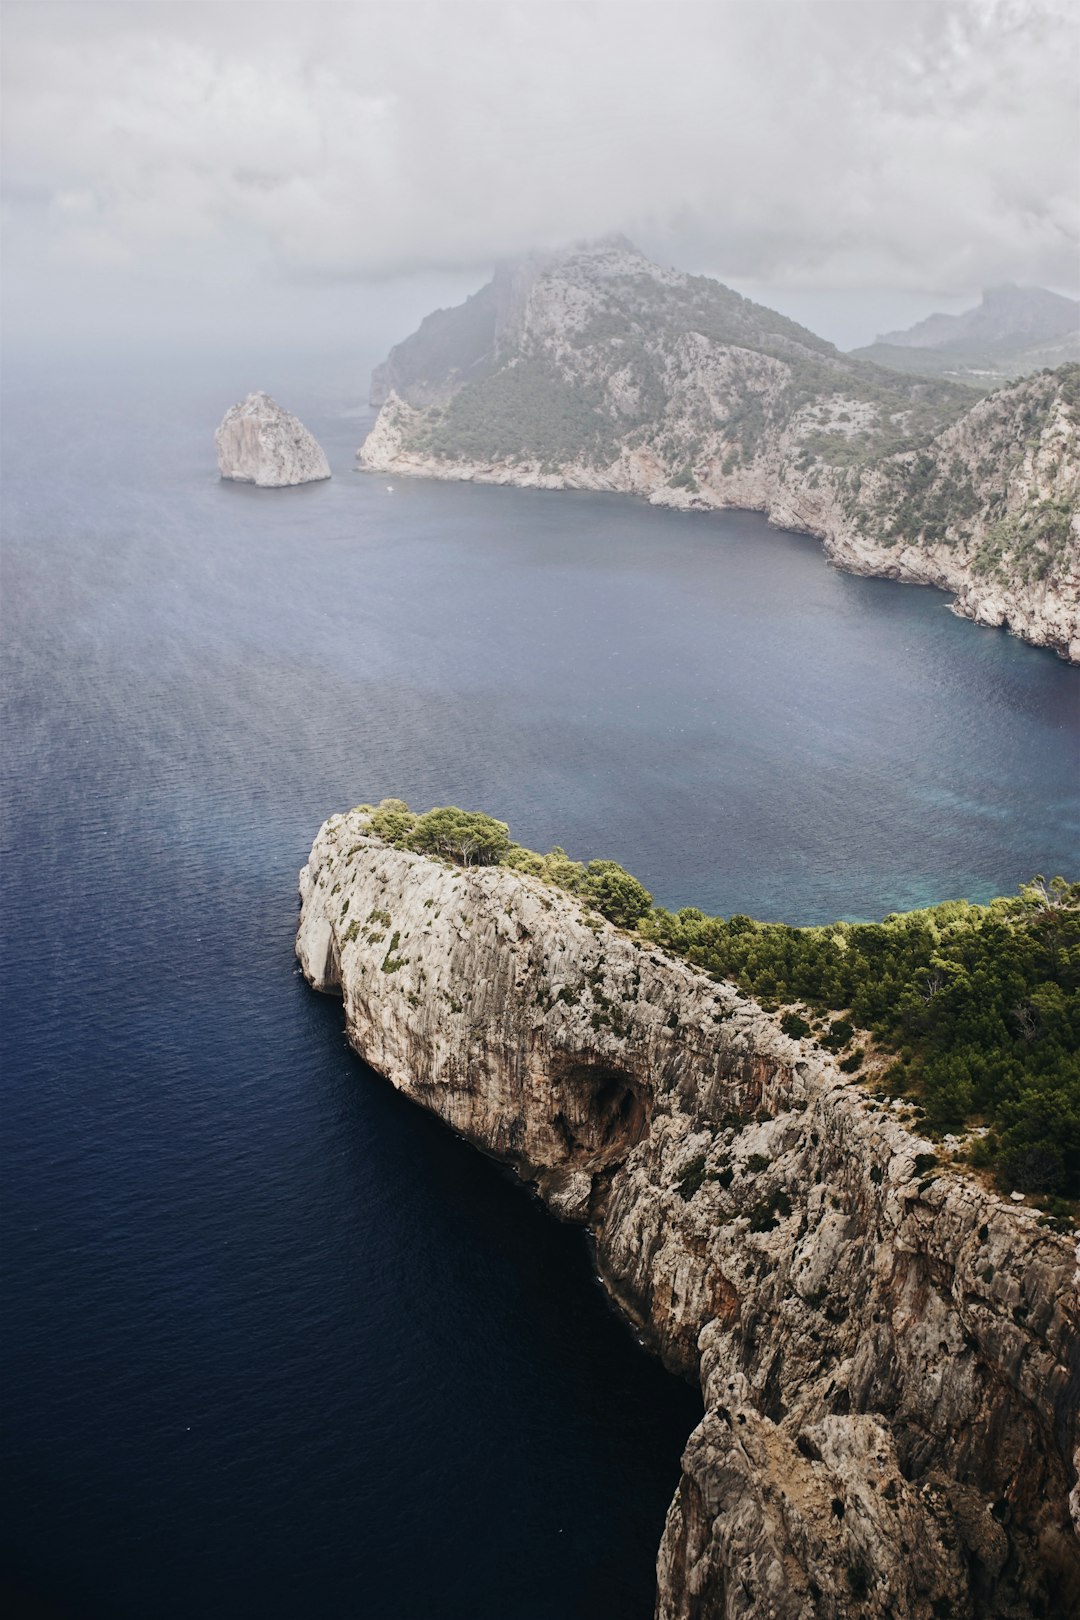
2,0,1077,346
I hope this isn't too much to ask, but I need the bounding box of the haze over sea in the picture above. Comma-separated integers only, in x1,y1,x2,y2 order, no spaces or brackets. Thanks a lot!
2,352,1077,1620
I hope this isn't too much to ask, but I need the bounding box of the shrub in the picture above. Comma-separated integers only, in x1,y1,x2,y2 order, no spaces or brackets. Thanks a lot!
503,844,545,877
409,807,510,867
584,860,653,928
822,1019,855,1051
676,1155,708,1200
539,847,589,894
367,798,417,846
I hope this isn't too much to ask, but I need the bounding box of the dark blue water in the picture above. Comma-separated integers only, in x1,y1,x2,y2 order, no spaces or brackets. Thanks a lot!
2,355,1077,1620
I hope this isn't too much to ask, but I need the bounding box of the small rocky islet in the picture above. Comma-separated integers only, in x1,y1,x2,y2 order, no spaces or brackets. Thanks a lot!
215,390,330,487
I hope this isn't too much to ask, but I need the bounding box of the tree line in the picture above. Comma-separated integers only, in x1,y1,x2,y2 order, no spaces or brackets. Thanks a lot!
353,800,1078,1206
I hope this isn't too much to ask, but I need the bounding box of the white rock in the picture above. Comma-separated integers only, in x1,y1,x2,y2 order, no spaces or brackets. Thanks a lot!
215,391,331,487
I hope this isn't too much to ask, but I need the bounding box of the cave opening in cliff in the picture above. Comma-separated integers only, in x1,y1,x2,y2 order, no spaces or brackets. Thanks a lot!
548,1057,650,1166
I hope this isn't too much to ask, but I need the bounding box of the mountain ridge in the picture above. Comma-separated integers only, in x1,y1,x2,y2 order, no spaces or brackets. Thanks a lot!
876,283,1079,352
853,284,1080,383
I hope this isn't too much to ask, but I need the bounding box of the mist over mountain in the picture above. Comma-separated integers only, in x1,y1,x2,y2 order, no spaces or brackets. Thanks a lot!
2,1,1078,356
878,285,1078,351
852,284,1080,383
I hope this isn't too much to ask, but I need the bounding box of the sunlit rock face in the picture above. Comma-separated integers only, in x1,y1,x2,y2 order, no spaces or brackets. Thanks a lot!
215,391,331,487
297,812,1080,1620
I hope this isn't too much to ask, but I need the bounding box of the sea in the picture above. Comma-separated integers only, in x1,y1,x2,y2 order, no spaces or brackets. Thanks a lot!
2,349,1077,1620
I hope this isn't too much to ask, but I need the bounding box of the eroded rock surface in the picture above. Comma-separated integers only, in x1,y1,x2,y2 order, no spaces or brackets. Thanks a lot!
215,391,331,487
297,812,1080,1618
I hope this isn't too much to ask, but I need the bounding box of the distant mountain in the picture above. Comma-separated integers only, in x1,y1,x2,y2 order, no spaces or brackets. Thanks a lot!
852,285,1079,384
358,239,1079,660
877,285,1078,351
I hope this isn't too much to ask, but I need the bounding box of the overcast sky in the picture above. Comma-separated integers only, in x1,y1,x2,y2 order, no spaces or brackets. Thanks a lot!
3,0,1077,356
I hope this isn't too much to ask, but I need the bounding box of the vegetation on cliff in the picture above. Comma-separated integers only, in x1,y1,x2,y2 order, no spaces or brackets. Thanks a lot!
639,878,1080,1205
416,354,619,467
404,248,973,474
849,364,1080,584
354,800,1079,1202
357,801,651,926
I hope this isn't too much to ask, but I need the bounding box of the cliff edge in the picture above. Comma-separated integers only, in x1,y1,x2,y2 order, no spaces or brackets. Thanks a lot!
296,810,1080,1619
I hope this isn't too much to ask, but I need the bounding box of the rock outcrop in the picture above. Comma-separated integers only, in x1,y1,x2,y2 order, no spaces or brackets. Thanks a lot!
296,811,1080,1619
357,240,1080,662
215,391,331,487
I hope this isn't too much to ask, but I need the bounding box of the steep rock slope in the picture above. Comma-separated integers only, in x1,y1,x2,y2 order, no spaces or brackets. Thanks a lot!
358,241,1079,661
215,391,331,486
296,811,1080,1619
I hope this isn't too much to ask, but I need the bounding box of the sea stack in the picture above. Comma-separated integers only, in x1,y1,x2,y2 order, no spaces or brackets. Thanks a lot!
215,391,331,487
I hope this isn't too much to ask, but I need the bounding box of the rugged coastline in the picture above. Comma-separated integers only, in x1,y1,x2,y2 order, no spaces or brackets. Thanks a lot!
358,241,1080,663
296,811,1080,1619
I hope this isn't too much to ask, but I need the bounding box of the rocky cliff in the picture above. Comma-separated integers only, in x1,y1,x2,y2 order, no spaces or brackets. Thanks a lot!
296,810,1080,1619
357,241,1080,662
215,390,331,486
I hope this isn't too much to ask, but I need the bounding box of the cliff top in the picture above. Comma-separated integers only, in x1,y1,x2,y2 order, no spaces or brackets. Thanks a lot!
311,799,1080,1212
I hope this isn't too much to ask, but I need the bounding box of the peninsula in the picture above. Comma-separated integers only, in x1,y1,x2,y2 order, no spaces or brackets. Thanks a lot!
359,240,1079,661
297,803,1079,1619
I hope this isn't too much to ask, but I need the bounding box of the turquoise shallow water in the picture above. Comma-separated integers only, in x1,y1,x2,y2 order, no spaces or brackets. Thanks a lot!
2,353,1077,1619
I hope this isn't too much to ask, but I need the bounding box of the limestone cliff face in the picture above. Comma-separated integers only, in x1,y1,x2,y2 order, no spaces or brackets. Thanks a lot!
357,241,1079,662
215,391,331,487
296,811,1080,1620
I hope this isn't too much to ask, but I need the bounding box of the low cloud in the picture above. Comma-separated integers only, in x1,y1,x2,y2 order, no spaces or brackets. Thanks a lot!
3,0,1077,321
